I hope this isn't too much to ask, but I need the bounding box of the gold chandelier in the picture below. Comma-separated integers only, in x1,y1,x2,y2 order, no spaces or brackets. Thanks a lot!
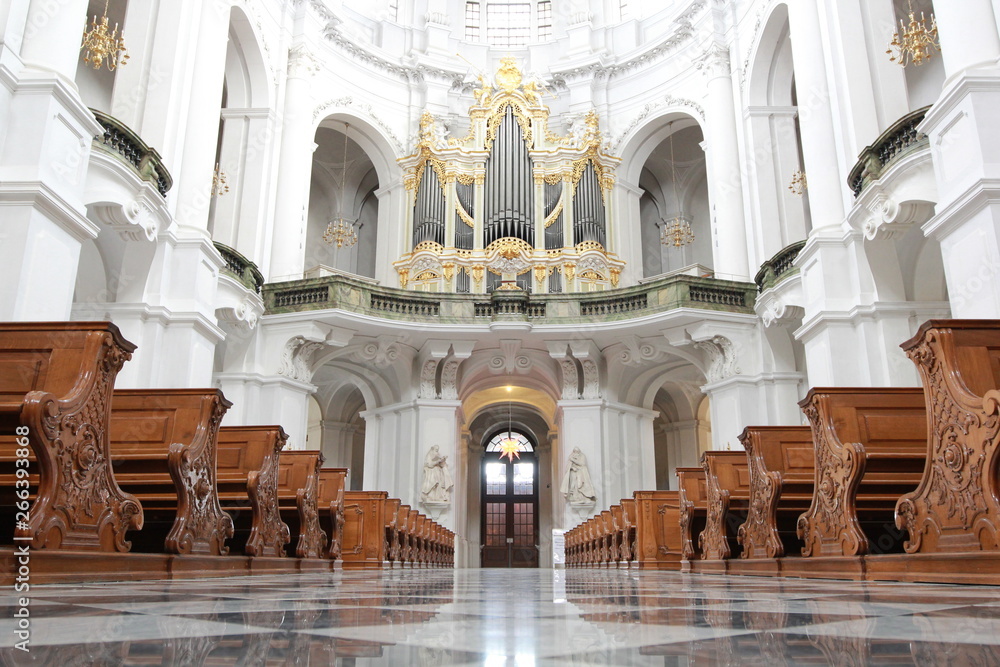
887,0,939,67
661,122,695,249
211,163,229,197
788,170,807,196
323,123,359,249
81,0,129,71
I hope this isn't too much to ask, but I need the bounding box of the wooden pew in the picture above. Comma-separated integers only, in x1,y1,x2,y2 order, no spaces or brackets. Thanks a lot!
109,388,235,555
276,451,327,559
215,425,290,557
317,467,349,561
611,504,628,567
736,426,814,559
393,503,411,566
633,490,683,569
382,497,401,566
796,388,925,557
699,451,751,561
676,467,707,561
621,498,638,566
0,322,142,551
600,509,616,566
898,320,1000,554
341,491,387,569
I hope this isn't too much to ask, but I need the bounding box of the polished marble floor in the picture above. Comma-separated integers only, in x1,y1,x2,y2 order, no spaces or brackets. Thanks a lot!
3,567,1000,665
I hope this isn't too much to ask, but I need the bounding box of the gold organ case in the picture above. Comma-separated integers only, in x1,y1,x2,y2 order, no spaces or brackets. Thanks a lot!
394,58,624,293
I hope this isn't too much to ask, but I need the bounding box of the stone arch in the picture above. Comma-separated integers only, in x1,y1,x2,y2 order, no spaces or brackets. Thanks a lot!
743,2,811,263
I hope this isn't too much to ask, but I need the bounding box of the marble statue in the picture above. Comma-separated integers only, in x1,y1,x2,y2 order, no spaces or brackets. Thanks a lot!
560,447,597,504
420,445,453,504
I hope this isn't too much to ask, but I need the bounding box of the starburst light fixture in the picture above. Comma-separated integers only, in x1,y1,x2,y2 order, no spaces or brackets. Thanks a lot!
323,122,359,249
81,0,130,71
498,387,521,462
660,121,695,249
887,0,940,68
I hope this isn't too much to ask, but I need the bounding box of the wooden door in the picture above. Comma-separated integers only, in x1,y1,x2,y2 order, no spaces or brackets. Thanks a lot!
480,432,539,568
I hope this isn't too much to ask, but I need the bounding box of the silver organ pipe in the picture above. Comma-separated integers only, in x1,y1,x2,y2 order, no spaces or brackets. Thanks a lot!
412,164,446,247
572,162,606,247
455,182,474,250
484,107,534,246
544,182,563,250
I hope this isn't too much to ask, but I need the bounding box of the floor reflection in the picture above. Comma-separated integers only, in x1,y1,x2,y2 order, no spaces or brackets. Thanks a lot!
2,568,1000,665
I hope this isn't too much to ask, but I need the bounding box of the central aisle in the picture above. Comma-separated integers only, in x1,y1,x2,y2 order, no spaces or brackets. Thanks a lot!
4,568,1000,664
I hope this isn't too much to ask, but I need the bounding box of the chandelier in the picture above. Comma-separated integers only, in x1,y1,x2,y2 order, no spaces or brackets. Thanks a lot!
660,122,695,248
81,0,129,71
788,170,807,196
887,0,939,68
211,163,229,197
323,122,359,249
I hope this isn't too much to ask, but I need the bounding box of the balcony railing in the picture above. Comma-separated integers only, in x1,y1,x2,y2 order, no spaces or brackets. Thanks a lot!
91,109,173,197
754,240,806,293
848,106,930,198
215,242,264,294
264,273,757,324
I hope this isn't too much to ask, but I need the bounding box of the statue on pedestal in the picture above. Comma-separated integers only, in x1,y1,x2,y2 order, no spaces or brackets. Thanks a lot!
420,445,453,504
561,447,596,504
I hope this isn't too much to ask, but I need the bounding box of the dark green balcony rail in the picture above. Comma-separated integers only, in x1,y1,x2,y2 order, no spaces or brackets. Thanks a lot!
755,240,806,293
91,108,173,197
848,106,930,198
215,242,264,294
263,273,757,324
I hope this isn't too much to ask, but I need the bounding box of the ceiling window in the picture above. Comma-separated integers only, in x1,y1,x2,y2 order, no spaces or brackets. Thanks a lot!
466,2,481,42
487,1,531,48
537,1,552,41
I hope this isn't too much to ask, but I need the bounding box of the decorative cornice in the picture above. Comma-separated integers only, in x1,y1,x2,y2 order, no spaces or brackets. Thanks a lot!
552,1,707,82
312,96,405,154
611,95,706,154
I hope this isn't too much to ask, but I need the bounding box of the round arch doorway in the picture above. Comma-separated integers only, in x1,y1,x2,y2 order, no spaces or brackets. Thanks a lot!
481,429,539,568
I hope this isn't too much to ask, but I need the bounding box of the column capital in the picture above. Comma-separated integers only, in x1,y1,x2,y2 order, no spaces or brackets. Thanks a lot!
696,43,732,80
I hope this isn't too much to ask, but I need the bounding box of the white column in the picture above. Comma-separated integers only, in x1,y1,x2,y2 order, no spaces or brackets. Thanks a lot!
269,45,320,281
935,0,1000,79
20,0,89,78
787,1,849,230
698,44,750,280
920,0,1000,317
320,420,357,469
374,181,407,283
0,0,103,320
170,0,229,232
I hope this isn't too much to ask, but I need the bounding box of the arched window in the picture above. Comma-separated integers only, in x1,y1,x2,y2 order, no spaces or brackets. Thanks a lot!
485,430,534,453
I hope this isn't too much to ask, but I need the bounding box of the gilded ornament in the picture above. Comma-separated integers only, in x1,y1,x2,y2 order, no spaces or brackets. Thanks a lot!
495,56,523,93
563,263,576,282
414,241,444,254
533,265,549,285
610,268,621,287
455,201,475,228
398,268,409,288
471,265,485,285
487,237,533,260
442,263,456,282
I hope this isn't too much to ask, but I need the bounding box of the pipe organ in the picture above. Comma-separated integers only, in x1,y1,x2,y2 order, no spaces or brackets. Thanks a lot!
396,58,624,294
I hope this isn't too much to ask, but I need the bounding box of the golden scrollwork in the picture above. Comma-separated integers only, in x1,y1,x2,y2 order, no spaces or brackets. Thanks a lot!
471,265,485,285
533,265,549,285
576,240,605,253
416,271,438,281
486,237,533,260
562,262,576,283
495,56,522,93
455,201,475,228
414,241,444,254
398,268,409,288
544,196,565,228
442,263,456,282
610,267,621,288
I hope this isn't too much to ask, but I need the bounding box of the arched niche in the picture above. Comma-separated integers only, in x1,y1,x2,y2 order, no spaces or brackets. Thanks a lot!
637,123,712,278
744,2,811,263
208,5,275,266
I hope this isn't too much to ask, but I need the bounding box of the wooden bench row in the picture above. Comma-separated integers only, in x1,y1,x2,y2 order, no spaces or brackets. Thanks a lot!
339,492,454,569
682,320,1000,584
0,322,452,582
565,492,687,570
